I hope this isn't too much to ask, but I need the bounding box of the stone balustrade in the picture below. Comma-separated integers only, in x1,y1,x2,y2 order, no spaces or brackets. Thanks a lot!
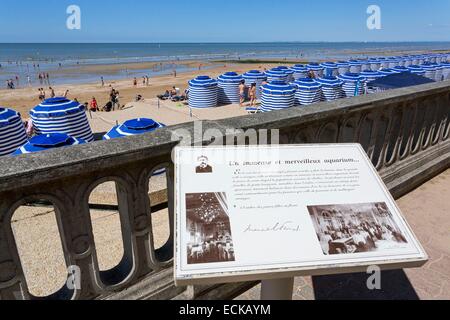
0,81,449,300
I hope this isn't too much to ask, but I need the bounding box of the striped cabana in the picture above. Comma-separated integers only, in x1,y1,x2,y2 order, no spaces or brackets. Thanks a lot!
385,57,400,68
13,133,85,155
348,60,362,73
368,58,381,71
336,61,350,75
291,64,309,80
407,65,426,77
306,63,324,78
359,60,371,71
277,66,294,82
440,61,450,80
411,55,420,66
315,76,344,101
379,68,399,76
392,66,411,73
242,70,267,99
103,118,165,140
30,97,93,142
0,107,28,157
260,81,296,112
420,63,437,81
378,57,389,69
402,56,413,67
188,76,218,109
360,70,383,94
217,72,244,105
338,73,365,97
431,63,444,82
292,78,323,106
265,67,289,83
320,62,339,77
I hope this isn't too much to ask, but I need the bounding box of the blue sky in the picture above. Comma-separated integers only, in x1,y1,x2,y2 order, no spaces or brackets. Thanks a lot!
1,0,450,42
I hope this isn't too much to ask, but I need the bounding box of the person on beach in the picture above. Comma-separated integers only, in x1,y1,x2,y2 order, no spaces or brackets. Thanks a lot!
142,76,146,86
133,78,137,87
89,97,99,112
110,88,117,110
101,77,104,87
38,88,45,101
49,87,55,98
249,83,257,107
239,80,246,107
63,89,69,98
145,75,149,86
38,73,43,85
173,69,177,78
46,73,50,85
27,75,31,87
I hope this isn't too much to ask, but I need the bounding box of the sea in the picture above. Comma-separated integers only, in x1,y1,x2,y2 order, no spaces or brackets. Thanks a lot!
1,42,450,86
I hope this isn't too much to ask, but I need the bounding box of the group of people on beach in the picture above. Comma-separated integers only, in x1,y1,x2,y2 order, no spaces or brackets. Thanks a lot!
239,80,258,107
37,87,57,101
38,73,51,85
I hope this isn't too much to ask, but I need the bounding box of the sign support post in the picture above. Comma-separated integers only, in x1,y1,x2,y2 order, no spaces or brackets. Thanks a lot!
260,278,294,300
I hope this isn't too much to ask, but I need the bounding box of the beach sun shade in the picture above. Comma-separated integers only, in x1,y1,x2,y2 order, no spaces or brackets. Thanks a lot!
260,81,296,112
292,78,323,106
291,64,309,80
320,62,339,77
379,68,399,76
392,66,411,74
338,73,365,97
264,67,289,83
243,70,266,99
217,72,244,105
420,63,438,81
103,118,165,175
336,61,350,75
306,63,324,78
103,118,165,140
13,133,85,155
368,58,382,71
366,72,435,91
431,63,444,82
440,61,450,80
188,76,218,109
0,107,29,156
407,65,426,76
30,97,94,142
315,76,344,101
277,66,294,82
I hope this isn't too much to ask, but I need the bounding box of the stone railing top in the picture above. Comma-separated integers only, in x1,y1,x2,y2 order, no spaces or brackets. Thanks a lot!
0,81,449,191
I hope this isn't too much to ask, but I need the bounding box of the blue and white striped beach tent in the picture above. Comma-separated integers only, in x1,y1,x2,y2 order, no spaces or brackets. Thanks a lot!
392,66,411,74
386,57,400,68
336,61,350,75
368,58,381,71
265,67,289,83
30,97,94,142
188,76,218,109
306,63,324,78
420,63,438,81
433,63,444,82
379,68,399,76
402,56,413,67
315,76,344,101
217,72,244,105
441,61,450,80
378,57,389,69
360,70,384,82
277,66,294,82
292,78,322,106
103,118,165,140
0,107,28,157
348,60,362,73
338,73,365,97
411,55,420,66
359,60,371,71
407,65,426,76
13,133,85,155
320,62,339,77
260,81,296,112
242,70,266,99
291,64,309,80
428,54,437,63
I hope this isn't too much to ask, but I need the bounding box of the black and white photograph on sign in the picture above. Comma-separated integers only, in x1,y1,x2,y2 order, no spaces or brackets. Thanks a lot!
308,202,409,256
195,155,213,174
186,192,235,265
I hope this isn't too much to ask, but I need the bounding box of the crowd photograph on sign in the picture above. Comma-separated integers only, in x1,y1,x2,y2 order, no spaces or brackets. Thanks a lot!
308,202,409,255
185,192,235,264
